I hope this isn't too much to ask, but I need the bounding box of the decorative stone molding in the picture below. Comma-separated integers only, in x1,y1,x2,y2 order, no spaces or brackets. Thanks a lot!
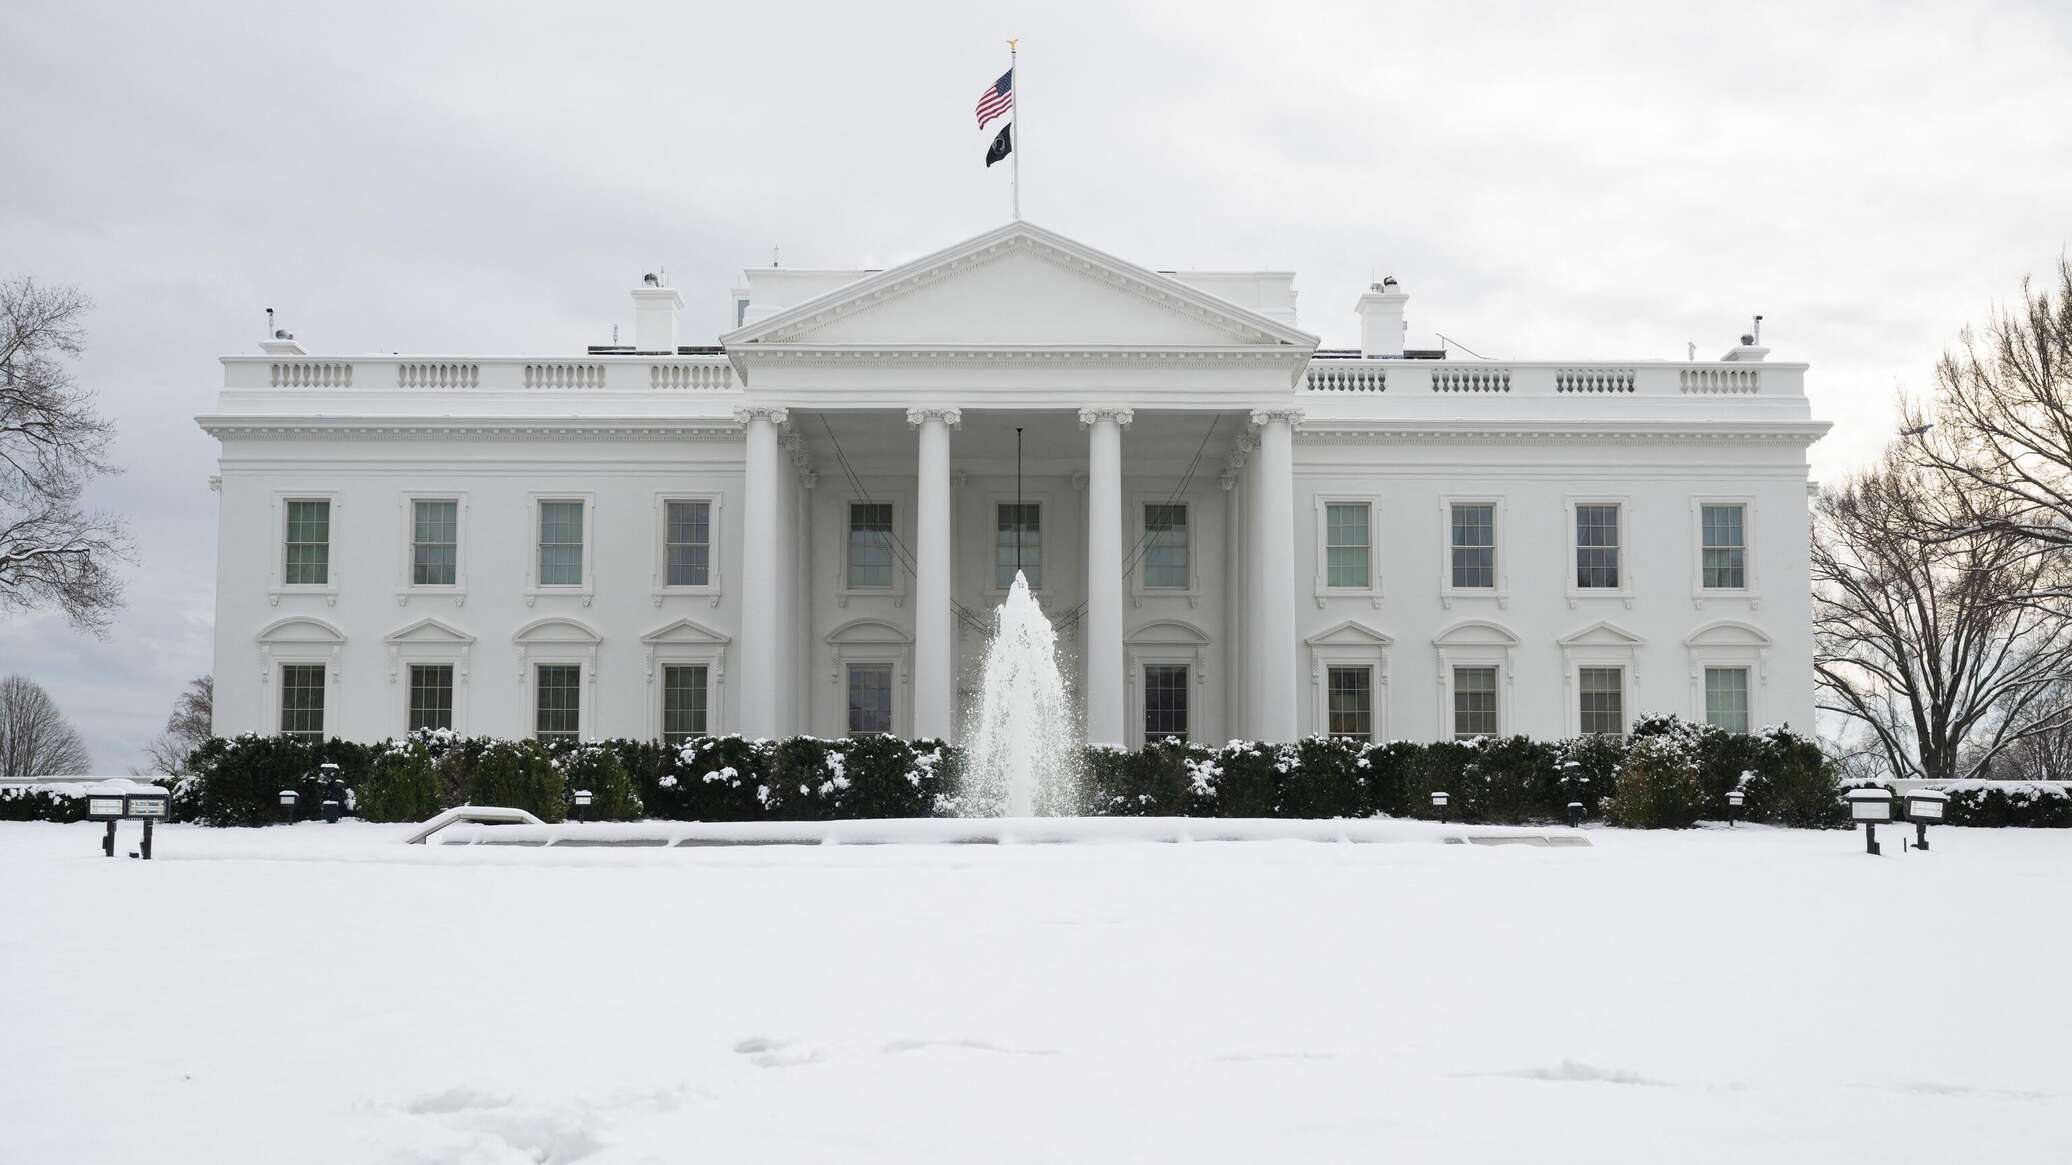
1295,420,1830,446
1077,406,1135,429
198,419,744,441
905,407,964,429
1249,408,1306,428
732,405,790,426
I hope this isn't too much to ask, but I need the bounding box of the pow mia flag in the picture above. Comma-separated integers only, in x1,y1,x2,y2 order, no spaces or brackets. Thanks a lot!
984,122,1013,168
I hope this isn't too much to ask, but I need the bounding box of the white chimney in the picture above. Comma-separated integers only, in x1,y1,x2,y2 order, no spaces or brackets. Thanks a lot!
631,274,684,353
1355,277,1408,358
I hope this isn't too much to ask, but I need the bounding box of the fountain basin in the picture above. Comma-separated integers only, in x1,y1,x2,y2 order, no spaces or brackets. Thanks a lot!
430,817,1590,848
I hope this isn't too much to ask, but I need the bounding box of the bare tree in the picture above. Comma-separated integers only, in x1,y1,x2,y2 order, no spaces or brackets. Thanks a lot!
1903,257,2072,562
1,277,129,632
1814,447,2072,782
0,674,91,776
141,674,213,775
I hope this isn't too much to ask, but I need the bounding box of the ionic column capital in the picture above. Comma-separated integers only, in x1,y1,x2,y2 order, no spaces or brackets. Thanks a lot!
906,407,963,430
733,405,790,426
1078,406,1135,430
1248,407,1305,428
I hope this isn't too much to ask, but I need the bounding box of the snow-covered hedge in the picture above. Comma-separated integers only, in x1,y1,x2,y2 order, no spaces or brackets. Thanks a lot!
28,716,2066,829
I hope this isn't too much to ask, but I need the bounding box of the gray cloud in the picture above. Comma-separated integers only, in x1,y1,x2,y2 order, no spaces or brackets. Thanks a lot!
2,0,2068,767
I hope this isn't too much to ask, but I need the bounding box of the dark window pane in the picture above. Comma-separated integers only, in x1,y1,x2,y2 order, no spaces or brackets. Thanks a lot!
280,663,326,739
996,502,1040,589
1453,666,1498,739
535,664,581,741
665,500,712,587
848,503,894,589
847,663,894,735
662,664,709,745
1578,666,1624,735
1144,504,1189,589
1143,664,1190,740
408,664,454,732
1327,666,1372,741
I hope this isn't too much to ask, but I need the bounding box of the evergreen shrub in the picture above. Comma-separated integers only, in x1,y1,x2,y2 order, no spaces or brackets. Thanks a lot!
1606,733,1705,828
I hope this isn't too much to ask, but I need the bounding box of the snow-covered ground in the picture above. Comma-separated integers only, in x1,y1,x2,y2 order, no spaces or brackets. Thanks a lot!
4,820,2066,1163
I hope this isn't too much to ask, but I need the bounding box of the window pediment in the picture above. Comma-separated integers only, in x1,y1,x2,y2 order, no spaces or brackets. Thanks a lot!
1306,620,1394,648
1557,620,1646,648
386,616,474,645
827,618,912,646
513,616,601,646
1432,619,1521,648
641,617,731,646
1684,620,1772,648
1127,619,1211,647
256,616,345,646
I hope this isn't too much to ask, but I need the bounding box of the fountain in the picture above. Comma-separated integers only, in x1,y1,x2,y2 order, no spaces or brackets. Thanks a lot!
964,570,1081,815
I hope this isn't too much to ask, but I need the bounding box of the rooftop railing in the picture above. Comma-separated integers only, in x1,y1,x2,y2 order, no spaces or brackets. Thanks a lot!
227,353,738,393
1303,359,1792,397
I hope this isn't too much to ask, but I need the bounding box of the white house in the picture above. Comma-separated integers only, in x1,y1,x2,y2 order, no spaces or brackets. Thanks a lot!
199,221,1827,750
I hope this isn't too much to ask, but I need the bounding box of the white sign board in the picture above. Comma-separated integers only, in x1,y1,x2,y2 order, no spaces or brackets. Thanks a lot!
1849,799,1891,822
125,797,169,818
87,796,126,818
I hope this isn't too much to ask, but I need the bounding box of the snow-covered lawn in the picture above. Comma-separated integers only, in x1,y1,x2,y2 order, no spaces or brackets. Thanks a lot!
4,820,2065,1163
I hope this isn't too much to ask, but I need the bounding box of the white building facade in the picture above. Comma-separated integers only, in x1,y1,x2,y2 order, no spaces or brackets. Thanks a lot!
200,222,1828,749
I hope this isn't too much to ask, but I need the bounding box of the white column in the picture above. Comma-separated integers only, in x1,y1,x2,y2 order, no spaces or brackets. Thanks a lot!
1081,407,1133,747
1221,456,1246,740
735,405,789,737
1250,409,1301,741
909,408,961,739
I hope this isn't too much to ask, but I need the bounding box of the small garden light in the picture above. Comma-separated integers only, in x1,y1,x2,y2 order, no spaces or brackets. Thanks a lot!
1905,789,1949,852
573,789,594,822
278,789,299,824
1430,790,1450,824
1845,788,1895,855
122,788,170,860
87,786,126,857
321,799,342,824
1566,801,1584,828
1725,788,1746,827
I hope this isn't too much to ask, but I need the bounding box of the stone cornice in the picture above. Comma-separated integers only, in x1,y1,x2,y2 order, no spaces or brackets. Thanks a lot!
196,416,743,441
728,345,1308,369
1295,419,1833,445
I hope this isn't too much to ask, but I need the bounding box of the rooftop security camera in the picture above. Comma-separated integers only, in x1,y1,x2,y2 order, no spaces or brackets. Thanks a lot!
642,273,661,287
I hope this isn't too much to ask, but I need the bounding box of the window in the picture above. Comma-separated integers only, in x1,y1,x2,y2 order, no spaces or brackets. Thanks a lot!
847,663,894,735
1705,667,1750,733
280,663,326,740
847,503,895,589
408,664,454,732
1143,664,1189,740
1326,503,1371,588
1450,503,1495,589
1575,503,1621,589
996,502,1041,589
1327,666,1373,741
538,501,585,586
1453,666,1498,739
534,663,581,742
1701,504,1746,589
662,664,709,745
283,500,330,585
665,500,712,587
1143,504,1189,589
1579,666,1625,735
411,500,457,587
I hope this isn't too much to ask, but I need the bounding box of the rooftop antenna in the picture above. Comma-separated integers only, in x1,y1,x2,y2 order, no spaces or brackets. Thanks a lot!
1015,426,1025,579
265,307,274,337
1752,314,1764,345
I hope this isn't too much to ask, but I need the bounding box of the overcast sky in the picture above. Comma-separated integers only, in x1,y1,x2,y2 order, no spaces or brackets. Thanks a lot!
2,0,2068,770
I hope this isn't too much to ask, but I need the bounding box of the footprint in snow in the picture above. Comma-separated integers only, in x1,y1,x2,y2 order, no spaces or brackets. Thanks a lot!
734,1036,823,1068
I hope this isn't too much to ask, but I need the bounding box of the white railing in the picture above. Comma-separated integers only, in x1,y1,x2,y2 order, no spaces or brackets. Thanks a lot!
270,361,353,388
1304,364,1388,392
226,354,740,393
1302,360,1786,398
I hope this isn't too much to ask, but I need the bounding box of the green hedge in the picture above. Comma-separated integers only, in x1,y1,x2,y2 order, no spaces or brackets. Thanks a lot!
43,716,2070,830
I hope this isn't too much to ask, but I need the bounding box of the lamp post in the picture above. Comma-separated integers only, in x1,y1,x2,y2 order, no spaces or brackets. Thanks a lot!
278,789,299,825
1430,790,1450,824
1725,789,1745,827
1845,788,1895,855
1904,789,1949,852
572,789,594,823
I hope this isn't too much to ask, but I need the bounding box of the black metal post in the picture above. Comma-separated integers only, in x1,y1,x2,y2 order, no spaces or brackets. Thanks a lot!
1865,822,1880,856
1916,822,1930,852
103,821,116,858
140,818,153,861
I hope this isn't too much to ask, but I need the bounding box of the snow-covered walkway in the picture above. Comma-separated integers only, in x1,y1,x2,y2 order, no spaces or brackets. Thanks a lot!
3,820,2064,1162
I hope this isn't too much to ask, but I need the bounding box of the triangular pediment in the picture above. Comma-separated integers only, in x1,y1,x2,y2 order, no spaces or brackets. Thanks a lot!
641,617,731,646
722,221,1317,352
1558,620,1646,648
1306,620,1394,648
385,616,475,645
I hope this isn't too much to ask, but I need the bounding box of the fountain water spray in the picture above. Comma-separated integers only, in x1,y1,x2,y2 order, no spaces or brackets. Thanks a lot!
965,570,1081,815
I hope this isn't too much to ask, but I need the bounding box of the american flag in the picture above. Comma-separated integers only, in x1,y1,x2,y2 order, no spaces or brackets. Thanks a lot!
974,68,1014,129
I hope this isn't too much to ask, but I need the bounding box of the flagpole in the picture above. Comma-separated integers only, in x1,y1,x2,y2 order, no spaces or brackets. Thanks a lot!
1008,38,1020,220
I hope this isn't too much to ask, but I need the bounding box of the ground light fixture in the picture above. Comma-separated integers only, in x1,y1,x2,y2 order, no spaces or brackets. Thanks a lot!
1905,789,1950,852
87,786,127,857
1725,788,1746,826
123,788,170,859
1566,801,1584,828
573,789,594,822
1846,788,1896,855
1430,790,1450,823
278,789,299,824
